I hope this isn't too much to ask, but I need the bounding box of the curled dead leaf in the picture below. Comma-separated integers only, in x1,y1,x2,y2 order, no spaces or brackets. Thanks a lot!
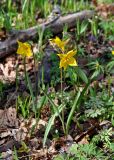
0,107,18,128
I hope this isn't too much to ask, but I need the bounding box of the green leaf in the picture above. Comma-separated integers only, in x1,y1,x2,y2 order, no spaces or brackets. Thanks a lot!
69,144,78,154
111,116,114,127
107,61,114,71
53,155,65,160
110,143,114,151
22,0,28,12
26,72,36,113
41,88,65,133
18,141,30,153
43,105,63,147
80,23,88,34
13,147,19,160
66,81,90,134
66,91,81,134
91,70,99,80
37,95,47,110
75,67,88,84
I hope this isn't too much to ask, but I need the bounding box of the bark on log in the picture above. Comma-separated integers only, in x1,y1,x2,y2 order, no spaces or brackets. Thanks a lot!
0,10,95,59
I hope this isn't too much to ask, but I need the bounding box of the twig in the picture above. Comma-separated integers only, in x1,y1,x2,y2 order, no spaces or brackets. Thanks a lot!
0,10,95,59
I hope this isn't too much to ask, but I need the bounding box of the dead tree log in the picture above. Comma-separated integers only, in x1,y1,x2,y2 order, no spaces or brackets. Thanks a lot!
0,10,95,58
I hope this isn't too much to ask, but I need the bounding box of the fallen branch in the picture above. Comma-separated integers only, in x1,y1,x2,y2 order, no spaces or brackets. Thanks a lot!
0,10,95,58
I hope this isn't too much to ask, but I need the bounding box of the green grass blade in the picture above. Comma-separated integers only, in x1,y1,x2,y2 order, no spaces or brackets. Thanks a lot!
66,91,81,134
43,105,63,147
22,0,28,12
26,72,36,113
41,88,65,133
66,81,90,134
75,67,88,84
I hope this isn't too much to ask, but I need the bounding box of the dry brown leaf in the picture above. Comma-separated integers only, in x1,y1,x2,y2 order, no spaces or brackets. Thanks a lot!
92,0,98,7
14,128,27,141
0,130,11,138
1,150,12,159
32,148,48,159
78,135,89,145
0,27,7,40
0,139,5,145
96,3,114,18
0,107,18,128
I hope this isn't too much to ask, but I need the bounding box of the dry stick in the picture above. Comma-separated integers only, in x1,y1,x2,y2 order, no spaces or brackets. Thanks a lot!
0,10,95,59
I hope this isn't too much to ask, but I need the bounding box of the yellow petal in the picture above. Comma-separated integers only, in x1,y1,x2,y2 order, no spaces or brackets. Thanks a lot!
17,41,23,46
58,50,77,70
61,45,65,51
17,41,32,57
50,37,61,45
49,37,66,51
66,50,76,59
63,39,69,45
55,36,61,43
112,51,114,55
26,51,32,57
63,65,67,70
57,54,66,59
67,57,77,66
59,60,63,68
60,58,66,68
23,42,31,48
17,47,24,55
60,60,67,70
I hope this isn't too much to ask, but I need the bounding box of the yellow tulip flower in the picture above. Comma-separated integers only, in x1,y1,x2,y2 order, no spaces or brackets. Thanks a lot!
112,50,114,55
17,41,32,57
50,36,68,51
57,50,77,70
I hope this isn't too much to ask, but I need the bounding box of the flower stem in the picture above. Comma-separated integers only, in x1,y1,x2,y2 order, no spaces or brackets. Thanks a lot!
108,74,111,97
61,68,65,133
23,57,27,85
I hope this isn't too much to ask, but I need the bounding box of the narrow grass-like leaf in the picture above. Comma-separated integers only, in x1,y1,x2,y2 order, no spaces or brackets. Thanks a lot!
13,147,19,160
22,0,28,12
30,95,47,136
43,104,63,147
107,61,114,71
75,67,88,84
66,81,90,134
41,88,65,133
66,91,81,134
80,23,88,34
26,72,36,113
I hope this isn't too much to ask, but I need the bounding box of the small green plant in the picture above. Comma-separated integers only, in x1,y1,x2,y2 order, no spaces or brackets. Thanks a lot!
84,91,114,120
61,0,90,13
54,143,105,160
0,11,4,28
17,96,31,118
18,141,30,153
85,96,105,118
92,128,113,148
40,34,92,147
89,17,98,37
13,147,19,160
106,54,114,73
35,0,51,18
87,60,104,79
13,142,30,160
100,20,114,40
2,10,12,31
75,20,88,42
